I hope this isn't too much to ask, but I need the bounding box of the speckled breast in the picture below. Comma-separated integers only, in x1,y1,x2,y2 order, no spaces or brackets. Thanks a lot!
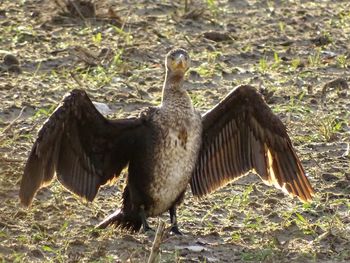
147,111,202,216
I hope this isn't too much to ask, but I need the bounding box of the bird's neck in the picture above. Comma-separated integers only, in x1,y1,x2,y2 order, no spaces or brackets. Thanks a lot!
161,72,193,110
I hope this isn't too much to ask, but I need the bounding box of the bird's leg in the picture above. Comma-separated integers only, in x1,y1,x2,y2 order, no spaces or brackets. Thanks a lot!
139,205,153,233
169,206,182,235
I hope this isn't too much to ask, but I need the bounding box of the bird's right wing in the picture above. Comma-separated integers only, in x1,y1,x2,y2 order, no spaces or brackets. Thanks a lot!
20,89,148,206
191,85,314,202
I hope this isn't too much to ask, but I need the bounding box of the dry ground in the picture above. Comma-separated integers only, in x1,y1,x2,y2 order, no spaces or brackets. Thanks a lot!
0,0,349,262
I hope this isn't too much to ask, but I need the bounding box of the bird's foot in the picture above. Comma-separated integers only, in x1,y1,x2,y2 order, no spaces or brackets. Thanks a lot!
170,225,183,235
139,206,154,234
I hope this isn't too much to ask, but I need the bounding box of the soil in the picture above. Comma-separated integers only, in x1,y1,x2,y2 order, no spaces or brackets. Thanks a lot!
0,0,349,262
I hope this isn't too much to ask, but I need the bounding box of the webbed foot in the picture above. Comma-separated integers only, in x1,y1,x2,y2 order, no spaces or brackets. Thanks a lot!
170,225,183,235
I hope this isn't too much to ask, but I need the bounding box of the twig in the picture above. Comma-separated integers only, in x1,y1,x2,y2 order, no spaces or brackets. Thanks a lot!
343,142,349,157
68,0,90,28
0,106,26,136
184,0,189,13
114,9,131,50
70,72,84,87
29,61,42,82
147,220,166,263
184,35,195,46
0,156,25,163
53,0,67,11
68,0,86,20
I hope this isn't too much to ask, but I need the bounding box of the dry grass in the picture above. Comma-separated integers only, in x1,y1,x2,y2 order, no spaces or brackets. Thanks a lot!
0,0,349,262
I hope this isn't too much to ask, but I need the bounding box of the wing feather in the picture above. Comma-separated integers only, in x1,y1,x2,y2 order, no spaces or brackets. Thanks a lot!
20,89,147,206
191,85,314,202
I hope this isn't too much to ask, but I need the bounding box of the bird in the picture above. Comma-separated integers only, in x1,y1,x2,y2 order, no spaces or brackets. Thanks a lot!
19,48,314,234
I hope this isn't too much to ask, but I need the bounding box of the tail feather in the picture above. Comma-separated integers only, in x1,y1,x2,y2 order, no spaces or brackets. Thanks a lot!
96,209,142,232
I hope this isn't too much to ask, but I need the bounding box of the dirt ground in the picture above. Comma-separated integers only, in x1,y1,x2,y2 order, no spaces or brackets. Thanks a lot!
0,0,349,262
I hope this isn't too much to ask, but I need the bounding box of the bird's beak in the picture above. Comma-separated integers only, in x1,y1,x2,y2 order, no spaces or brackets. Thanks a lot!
174,54,186,70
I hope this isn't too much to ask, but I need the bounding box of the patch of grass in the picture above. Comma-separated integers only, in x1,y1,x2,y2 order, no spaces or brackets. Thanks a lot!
206,0,219,17
316,115,345,142
290,57,301,71
79,66,114,87
258,57,269,74
294,212,315,235
278,21,286,34
192,50,222,78
308,48,322,67
235,185,255,210
112,26,133,46
32,104,57,119
12,24,37,45
336,54,348,68
240,247,275,262
273,52,282,66
92,32,102,46
243,212,264,231
336,10,350,28
230,231,242,242
241,44,253,53
272,92,312,117
257,51,284,73
1,0,350,262
10,253,26,263
112,49,124,66
194,63,214,77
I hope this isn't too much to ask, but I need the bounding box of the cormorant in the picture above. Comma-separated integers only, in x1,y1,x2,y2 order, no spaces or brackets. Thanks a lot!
19,48,314,234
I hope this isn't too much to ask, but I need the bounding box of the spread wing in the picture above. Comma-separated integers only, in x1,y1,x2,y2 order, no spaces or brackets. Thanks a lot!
191,85,314,202
20,89,147,206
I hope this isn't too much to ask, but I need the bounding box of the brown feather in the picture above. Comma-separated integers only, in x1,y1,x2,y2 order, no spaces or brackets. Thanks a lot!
20,89,146,206
191,85,314,202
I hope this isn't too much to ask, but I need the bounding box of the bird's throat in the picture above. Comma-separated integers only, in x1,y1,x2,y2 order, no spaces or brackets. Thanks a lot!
161,72,192,110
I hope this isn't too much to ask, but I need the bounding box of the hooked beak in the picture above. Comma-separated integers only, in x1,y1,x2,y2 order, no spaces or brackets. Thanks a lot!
174,54,186,70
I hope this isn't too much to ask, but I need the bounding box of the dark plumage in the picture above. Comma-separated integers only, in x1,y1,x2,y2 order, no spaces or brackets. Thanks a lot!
19,48,314,234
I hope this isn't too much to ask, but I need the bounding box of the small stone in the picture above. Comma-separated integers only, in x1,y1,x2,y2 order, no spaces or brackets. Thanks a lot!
309,98,318,104
345,173,350,180
321,78,348,100
321,173,338,182
0,10,6,18
311,35,332,46
203,31,231,42
335,180,349,189
147,87,160,93
67,0,95,18
189,70,201,80
31,249,44,258
3,54,19,66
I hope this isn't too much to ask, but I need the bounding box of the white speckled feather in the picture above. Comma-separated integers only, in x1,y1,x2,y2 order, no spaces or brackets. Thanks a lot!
148,109,202,216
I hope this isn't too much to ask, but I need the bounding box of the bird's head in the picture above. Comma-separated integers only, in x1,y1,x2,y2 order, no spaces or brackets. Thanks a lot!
165,48,190,76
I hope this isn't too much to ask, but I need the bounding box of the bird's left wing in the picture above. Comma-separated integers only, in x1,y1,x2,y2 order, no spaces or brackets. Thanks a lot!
190,85,314,202
20,89,148,206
